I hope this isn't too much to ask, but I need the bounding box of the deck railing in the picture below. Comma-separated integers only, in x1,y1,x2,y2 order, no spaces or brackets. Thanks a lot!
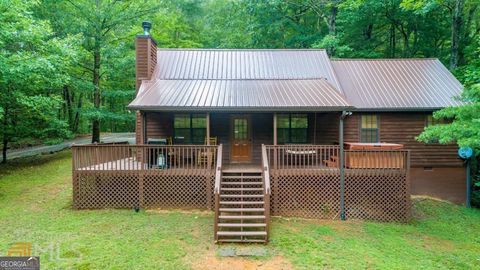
72,144,219,210
264,145,409,171
72,144,218,173
264,145,341,170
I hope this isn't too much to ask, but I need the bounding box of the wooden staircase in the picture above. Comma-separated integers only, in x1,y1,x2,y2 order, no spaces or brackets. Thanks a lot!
213,145,271,243
215,171,268,243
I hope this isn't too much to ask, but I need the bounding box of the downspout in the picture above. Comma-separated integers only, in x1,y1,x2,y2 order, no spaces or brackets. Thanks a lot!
339,111,352,221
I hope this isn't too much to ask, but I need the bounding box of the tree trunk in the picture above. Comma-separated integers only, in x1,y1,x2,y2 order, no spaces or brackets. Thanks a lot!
73,92,83,133
324,5,338,56
327,5,337,35
450,0,464,69
63,85,74,130
389,23,396,58
2,106,8,163
91,40,101,143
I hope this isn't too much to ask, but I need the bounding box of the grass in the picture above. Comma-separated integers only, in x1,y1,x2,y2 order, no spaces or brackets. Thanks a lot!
0,151,479,269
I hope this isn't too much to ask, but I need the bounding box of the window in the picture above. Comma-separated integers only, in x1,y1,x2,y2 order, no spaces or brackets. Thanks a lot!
277,114,308,144
174,114,206,144
425,114,446,127
360,114,379,143
234,118,248,140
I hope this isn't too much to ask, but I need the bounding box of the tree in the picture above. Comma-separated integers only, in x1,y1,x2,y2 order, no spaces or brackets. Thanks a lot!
62,0,159,143
418,36,480,205
0,0,75,162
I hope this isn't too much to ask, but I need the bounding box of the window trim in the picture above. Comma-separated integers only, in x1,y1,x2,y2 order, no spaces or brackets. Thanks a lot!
359,113,380,143
276,113,309,144
425,114,446,127
173,113,207,144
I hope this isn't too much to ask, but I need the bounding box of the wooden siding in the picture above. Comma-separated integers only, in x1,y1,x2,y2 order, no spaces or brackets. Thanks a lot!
135,37,157,92
309,112,340,144
410,167,466,204
343,113,462,168
378,113,462,167
143,111,461,168
135,36,157,144
145,112,173,142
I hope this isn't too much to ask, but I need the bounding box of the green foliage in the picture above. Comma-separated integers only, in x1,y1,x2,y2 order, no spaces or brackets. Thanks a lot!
418,35,480,206
0,0,75,161
1,0,479,159
1,152,480,268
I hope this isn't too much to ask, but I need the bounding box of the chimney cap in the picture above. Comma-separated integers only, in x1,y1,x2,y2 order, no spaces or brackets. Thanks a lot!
142,21,152,36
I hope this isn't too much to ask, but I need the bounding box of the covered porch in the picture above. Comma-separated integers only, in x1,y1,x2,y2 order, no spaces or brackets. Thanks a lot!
141,111,344,166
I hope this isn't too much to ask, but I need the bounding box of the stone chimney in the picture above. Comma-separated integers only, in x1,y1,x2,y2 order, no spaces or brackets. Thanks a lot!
135,21,157,144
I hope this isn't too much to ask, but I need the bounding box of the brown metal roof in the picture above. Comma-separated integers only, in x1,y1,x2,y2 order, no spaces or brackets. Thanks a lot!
154,49,343,91
128,79,351,111
331,59,463,110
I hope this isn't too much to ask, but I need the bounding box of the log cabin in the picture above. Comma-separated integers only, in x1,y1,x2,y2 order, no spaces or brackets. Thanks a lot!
72,22,465,243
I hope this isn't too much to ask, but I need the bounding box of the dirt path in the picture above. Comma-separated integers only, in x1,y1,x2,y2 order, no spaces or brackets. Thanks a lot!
192,246,293,270
6,132,135,160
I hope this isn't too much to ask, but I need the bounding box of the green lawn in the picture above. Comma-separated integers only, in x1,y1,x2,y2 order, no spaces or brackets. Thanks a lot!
0,151,479,269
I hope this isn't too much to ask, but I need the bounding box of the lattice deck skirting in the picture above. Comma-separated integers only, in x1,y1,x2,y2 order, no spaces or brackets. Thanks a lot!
73,171,215,210
73,168,409,222
270,169,410,222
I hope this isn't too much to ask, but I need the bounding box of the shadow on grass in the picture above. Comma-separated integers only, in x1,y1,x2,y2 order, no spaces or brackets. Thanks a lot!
0,150,72,177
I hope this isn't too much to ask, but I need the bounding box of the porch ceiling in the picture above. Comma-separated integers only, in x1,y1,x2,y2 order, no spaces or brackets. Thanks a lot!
128,79,352,112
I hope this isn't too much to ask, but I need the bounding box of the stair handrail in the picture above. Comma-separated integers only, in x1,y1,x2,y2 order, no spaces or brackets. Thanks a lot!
214,144,223,194
261,144,271,194
213,144,222,242
261,144,271,242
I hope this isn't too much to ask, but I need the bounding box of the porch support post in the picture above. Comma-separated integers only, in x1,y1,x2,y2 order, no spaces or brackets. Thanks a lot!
206,113,211,145
273,113,277,169
142,112,147,144
339,111,346,221
273,113,277,145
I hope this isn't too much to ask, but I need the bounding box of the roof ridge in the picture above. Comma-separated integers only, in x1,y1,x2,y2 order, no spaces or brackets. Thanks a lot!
156,48,327,51
331,58,439,61
149,78,329,81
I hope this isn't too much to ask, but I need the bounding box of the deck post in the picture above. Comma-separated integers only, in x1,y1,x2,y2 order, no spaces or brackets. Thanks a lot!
339,111,346,221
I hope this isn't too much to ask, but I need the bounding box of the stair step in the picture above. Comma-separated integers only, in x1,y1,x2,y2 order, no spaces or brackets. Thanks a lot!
221,188,264,192
217,223,266,227
217,231,267,236
222,175,262,179
220,201,264,205
217,239,266,243
219,208,265,212
219,215,265,220
220,194,264,198
222,182,263,185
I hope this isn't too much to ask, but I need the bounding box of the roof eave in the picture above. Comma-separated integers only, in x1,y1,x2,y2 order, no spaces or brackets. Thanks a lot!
127,105,354,112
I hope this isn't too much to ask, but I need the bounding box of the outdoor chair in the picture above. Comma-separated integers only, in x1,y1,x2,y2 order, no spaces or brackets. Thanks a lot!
197,137,217,168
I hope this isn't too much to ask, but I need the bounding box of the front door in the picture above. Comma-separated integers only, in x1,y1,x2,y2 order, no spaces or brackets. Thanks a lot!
231,115,252,162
